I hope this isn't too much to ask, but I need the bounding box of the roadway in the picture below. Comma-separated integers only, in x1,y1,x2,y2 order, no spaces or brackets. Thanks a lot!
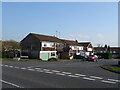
1,59,120,89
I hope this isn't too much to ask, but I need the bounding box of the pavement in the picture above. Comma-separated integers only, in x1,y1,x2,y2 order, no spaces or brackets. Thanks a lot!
1,59,120,89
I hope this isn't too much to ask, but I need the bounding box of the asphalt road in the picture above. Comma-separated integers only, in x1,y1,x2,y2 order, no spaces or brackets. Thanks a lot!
1,59,120,89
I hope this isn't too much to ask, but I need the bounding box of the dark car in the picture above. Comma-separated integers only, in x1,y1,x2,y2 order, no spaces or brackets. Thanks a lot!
97,55,102,59
75,55,87,59
86,55,98,62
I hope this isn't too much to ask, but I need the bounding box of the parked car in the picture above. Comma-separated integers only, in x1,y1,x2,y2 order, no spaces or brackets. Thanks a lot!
75,55,87,59
97,55,102,59
86,55,98,62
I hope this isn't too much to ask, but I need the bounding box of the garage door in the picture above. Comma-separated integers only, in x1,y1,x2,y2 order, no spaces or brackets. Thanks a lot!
41,53,49,60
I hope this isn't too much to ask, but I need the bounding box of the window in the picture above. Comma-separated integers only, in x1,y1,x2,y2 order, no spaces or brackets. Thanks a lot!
56,43,60,47
44,44,47,47
51,52,55,56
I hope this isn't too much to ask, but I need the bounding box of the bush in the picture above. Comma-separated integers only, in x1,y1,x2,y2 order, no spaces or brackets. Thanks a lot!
96,53,112,59
48,58,57,61
2,51,8,58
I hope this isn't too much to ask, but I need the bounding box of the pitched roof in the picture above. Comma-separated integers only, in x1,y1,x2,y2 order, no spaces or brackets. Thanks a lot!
60,39,78,46
30,33,63,43
78,42,90,47
22,33,93,47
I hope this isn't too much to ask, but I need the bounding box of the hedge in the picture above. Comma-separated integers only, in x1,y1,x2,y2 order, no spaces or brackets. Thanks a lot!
96,53,112,59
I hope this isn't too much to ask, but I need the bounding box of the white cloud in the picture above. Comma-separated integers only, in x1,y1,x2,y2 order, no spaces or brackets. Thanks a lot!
64,34,90,41
96,33,104,40
61,33,118,47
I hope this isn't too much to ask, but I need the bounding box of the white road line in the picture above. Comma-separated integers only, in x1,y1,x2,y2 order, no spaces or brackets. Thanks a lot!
83,77,96,81
43,69,50,71
36,70,44,72
62,72,72,74
35,68,41,69
28,69,35,71
44,71,53,74
14,67,19,69
20,68,26,70
52,70,60,72
9,66,13,68
0,80,24,88
101,80,116,84
75,74,86,77
108,79,120,82
4,65,8,67
68,75,79,78
1,64,3,66
89,76,103,79
56,73,66,76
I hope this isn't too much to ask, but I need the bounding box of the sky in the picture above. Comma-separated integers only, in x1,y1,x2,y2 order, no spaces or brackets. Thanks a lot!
2,2,118,47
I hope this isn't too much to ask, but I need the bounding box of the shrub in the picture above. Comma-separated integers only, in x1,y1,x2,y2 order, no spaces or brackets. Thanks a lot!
96,53,112,59
48,58,57,61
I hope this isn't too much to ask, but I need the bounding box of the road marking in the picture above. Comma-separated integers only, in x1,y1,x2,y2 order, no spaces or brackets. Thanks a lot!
44,71,53,74
68,75,79,78
35,68,41,69
43,69,50,71
62,72,71,74
108,79,120,82
28,69,35,71
21,68,26,70
56,73,66,76
0,80,24,88
52,70,60,72
14,67,19,69
83,77,96,81
9,66,13,68
4,65,8,67
1,64,3,66
75,74,86,77
89,76,103,79
37,70,44,72
101,80,116,84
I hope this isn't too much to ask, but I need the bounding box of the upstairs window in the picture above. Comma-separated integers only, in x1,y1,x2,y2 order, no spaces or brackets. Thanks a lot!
51,52,55,56
44,44,47,47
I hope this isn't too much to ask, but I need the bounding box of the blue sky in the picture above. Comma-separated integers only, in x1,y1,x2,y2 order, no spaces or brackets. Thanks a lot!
2,2,118,46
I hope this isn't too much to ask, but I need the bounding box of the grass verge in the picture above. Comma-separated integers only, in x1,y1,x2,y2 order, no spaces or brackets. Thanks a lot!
100,66,120,74
0,58,43,62
1,58,85,62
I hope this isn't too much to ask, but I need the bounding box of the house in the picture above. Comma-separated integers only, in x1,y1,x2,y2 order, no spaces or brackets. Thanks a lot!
78,42,94,56
20,33,94,60
20,33,64,60
94,47,120,59
60,39,84,59
110,47,120,59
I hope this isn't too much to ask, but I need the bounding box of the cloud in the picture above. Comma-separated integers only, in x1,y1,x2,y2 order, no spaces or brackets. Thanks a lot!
96,33,104,40
62,33,118,47
66,34,90,41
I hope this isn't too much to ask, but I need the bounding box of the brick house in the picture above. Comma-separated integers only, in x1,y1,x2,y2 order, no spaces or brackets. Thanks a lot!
94,47,120,59
78,42,94,56
20,33,64,60
60,39,84,59
20,33,94,60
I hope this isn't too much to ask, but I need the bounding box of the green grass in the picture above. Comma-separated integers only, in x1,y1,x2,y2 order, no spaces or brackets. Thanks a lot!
101,66,120,73
1,58,85,62
0,58,43,62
